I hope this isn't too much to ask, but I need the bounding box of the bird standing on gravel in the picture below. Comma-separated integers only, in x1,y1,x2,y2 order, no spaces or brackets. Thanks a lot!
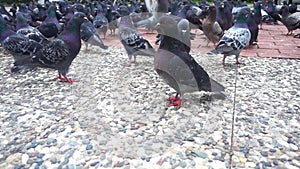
155,15,225,108
11,12,87,83
117,5,155,67
208,7,251,66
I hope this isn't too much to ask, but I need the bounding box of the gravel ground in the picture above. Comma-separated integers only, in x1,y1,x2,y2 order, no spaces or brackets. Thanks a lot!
0,46,299,169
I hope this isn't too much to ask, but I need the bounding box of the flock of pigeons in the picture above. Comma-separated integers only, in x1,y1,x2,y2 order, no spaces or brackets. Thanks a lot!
0,0,299,108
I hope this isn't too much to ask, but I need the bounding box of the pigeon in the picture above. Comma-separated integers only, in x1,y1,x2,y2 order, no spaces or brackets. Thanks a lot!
15,12,49,44
134,0,169,29
80,19,108,51
93,5,108,39
11,12,87,83
247,10,259,45
208,7,251,66
263,0,281,24
155,15,225,108
106,4,119,35
280,5,300,35
253,1,263,29
216,1,233,31
117,5,155,66
0,15,15,43
37,5,62,38
202,6,223,46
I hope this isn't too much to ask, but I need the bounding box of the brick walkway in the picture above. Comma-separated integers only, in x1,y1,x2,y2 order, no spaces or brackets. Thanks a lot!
102,23,300,59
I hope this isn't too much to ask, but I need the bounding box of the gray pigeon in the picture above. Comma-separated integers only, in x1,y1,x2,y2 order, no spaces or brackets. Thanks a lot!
118,5,155,66
155,15,225,108
11,12,87,83
208,7,251,66
202,6,223,46
80,20,108,51
280,5,300,35
134,0,169,29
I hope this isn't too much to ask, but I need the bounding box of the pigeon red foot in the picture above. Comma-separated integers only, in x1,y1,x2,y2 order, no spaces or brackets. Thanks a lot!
167,93,182,108
57,73,78,83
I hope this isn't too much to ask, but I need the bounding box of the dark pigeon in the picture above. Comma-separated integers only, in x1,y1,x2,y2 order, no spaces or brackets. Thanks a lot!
247,10,259,45
117,5,155,66
280,5,300,35
93,5,108,39
155,15,225,108
216,1,233,31
37,5,62,38
80,20,108,51
0,15,15,43
253,1,263,29
208,7,251,66
11,12,87,83
0,14,43,62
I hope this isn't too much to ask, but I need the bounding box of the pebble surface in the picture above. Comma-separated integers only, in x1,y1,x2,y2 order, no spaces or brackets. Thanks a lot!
0,45,299,169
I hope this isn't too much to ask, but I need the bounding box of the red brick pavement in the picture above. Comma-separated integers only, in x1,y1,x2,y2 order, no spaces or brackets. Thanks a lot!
102,23,300,59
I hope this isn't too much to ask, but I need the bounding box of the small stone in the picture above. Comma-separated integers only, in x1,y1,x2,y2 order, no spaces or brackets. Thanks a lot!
290,144,298,151
179,161,187,168
50,156,57,164
82,140,90,145
269,149,276,153
260,151,268,157
90,161,99,167
86,144,93,150
263,161,272,167
273,160,279,166
21,154,29,165
36,158,43,165
191,151,207,159
68,141,79,147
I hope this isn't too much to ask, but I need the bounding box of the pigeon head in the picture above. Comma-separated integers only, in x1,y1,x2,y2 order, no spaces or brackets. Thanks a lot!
16,12,29,29
47,5,57,18
118,5,130,17
156,15,179,38
232,7,250,22
73,12,88,22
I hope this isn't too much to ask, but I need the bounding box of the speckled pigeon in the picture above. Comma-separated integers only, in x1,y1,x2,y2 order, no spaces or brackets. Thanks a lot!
80,19,108,51
0,14,43,62
11,12,87,83
280,5,300,35
15,12,48,44
155,15,225,108
208,7,251,65
118,5,155,66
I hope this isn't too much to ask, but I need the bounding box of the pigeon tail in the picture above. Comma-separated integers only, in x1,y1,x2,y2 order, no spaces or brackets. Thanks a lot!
210,78,226,100
87,34,108,49
11,57,35,73
134,18,152,27
206,49,219,55
210,78,225,92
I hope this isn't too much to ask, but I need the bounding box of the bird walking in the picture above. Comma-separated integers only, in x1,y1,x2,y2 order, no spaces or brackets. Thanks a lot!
155,15,225,108
117,5,155,66
208,7,251,66
11,12,88,83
